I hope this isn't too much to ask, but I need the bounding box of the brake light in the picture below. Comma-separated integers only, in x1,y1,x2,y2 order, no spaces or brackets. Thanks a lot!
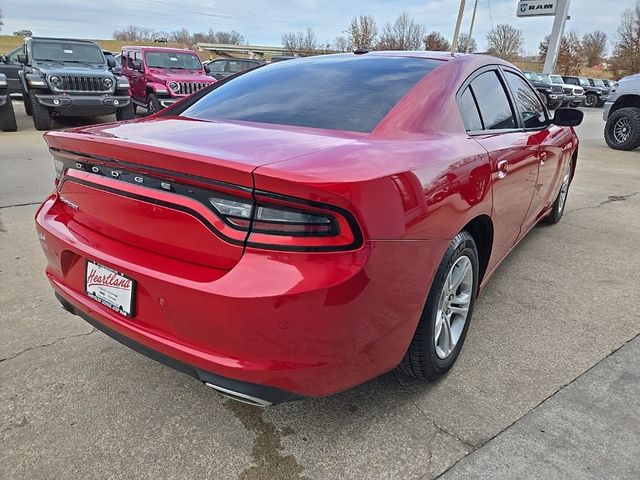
208,192,361,251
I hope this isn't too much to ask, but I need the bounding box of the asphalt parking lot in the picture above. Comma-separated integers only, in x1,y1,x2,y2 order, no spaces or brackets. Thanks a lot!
1,103,639,479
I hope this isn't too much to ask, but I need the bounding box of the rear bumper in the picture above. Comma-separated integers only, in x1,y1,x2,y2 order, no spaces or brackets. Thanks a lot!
33,93,131,110
36,193,446,400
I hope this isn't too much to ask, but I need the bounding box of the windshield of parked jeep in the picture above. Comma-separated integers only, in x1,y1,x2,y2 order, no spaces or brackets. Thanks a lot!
145,51,202,69
591,79,605,87
181,56,439,133
578,78,590,87
549,75,563,85
540,73,552,83
32,41,104,65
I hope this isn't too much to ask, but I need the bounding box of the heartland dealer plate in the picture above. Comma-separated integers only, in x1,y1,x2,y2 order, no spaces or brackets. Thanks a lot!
85,261,135,317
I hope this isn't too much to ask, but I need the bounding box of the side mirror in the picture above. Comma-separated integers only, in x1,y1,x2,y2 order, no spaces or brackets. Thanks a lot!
107,57,116,68
17,53,27,64
132,60,142,71
553,108,583,127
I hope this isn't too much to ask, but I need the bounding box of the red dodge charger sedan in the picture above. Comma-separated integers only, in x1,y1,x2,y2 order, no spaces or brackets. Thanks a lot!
36,51,582,406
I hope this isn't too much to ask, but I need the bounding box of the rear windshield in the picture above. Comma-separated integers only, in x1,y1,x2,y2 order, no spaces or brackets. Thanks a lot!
180,55,439,133
145,51,202,69
32,41,104,64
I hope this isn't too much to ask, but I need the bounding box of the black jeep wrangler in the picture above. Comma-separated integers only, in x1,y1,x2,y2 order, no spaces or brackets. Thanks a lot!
17,37,134,130
562,76,608,108
0,73,18,131
522,71,565,110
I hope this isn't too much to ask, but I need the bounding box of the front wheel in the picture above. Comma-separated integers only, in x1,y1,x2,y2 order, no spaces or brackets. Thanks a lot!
29,91,52,131
147,93,161,115
397,231,479,381
115,103,135,121
584,94,598,108
543,157,573,224
604,107,640,151
0,99,17,132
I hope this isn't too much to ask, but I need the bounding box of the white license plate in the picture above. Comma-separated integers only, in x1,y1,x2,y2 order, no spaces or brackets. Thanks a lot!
85,261,135,317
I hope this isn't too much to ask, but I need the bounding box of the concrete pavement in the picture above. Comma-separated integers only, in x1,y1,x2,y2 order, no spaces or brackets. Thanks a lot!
1,103,639,479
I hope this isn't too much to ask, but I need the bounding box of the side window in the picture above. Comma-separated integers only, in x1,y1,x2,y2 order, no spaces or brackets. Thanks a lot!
470,71,516,130
504,71,548,129
459,87,484,131
7,46,23,62
121,51,129,69
228,61,243,73
208,61,226,73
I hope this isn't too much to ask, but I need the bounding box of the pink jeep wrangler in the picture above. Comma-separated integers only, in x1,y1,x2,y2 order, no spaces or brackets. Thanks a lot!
120,46,216,114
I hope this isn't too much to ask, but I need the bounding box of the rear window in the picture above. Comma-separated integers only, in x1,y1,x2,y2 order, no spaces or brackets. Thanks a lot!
181,55,439,133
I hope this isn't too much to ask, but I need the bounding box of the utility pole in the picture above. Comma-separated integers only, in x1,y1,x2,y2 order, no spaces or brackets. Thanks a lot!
466,0,479,53
450,0,467,56
543,0,571,74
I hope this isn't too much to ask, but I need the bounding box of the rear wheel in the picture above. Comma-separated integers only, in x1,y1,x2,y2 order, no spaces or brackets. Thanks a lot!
147,93,161,115
398,231,478,381
0,99,17,132
584,93,598,108
29,91,52,131
604,107,640,151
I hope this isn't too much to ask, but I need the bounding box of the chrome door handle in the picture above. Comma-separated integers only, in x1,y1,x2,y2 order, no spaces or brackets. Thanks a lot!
497,160,509,179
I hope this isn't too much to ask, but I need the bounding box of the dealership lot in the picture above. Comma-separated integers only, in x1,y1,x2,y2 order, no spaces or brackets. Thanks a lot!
1,104,639,479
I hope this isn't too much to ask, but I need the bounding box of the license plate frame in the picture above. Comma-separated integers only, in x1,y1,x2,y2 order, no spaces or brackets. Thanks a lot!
85,260,135,318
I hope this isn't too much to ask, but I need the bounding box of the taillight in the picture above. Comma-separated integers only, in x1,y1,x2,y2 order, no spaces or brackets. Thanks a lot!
208,192,362,251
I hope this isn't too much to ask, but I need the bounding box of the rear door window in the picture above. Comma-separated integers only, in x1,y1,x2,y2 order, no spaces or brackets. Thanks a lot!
469,71,516,130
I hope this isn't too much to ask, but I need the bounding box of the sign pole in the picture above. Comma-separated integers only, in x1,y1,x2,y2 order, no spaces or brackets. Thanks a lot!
450,0,467,56
543,0,571,74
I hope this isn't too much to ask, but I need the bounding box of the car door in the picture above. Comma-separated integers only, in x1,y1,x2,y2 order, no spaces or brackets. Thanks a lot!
502,69,570,231
460,68,541,272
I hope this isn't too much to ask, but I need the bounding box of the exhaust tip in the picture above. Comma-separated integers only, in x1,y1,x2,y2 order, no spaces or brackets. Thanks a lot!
205,382,273,407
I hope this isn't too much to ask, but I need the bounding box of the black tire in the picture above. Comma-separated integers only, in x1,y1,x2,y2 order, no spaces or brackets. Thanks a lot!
115,102,135,121
23,90,33,116
543,157,573,224
29,91,52,131
0,99,18,132
147,93,161,115
584,94,598,108
604,107,640,151
397,231,479,381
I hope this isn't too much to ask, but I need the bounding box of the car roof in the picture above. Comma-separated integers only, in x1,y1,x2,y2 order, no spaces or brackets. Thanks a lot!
122,46,197,54
28,37,99,45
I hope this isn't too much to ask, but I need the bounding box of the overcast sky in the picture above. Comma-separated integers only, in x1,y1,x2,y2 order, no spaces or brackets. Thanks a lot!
0,0,630,55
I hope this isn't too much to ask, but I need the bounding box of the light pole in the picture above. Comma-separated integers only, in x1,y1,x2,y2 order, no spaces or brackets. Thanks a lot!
450,0,467,56
466,0,479,53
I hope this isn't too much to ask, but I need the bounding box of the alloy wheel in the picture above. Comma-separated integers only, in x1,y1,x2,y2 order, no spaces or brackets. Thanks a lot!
613,116,632,144
434,255,474,359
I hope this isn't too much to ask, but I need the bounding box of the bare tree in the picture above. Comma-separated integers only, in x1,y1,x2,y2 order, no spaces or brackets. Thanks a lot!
0,7,4,33
282,28,317,55
580,30,607,67
539,30,583,75
169,28,193,46
610,3,640,78
334,35,352,52
377,13,425,50
424,31,450,51
212,30,245,45
457,33,477,53
348,15,377,50
486,24,523,61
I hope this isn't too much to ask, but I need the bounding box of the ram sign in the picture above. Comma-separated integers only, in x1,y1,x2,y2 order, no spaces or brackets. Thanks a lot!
517,0,557,17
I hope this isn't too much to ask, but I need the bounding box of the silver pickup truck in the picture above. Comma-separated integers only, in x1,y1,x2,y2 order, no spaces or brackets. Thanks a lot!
603,74,640,150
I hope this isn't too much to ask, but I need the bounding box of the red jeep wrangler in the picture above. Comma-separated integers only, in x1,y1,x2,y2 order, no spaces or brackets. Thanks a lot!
120,46,216,114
